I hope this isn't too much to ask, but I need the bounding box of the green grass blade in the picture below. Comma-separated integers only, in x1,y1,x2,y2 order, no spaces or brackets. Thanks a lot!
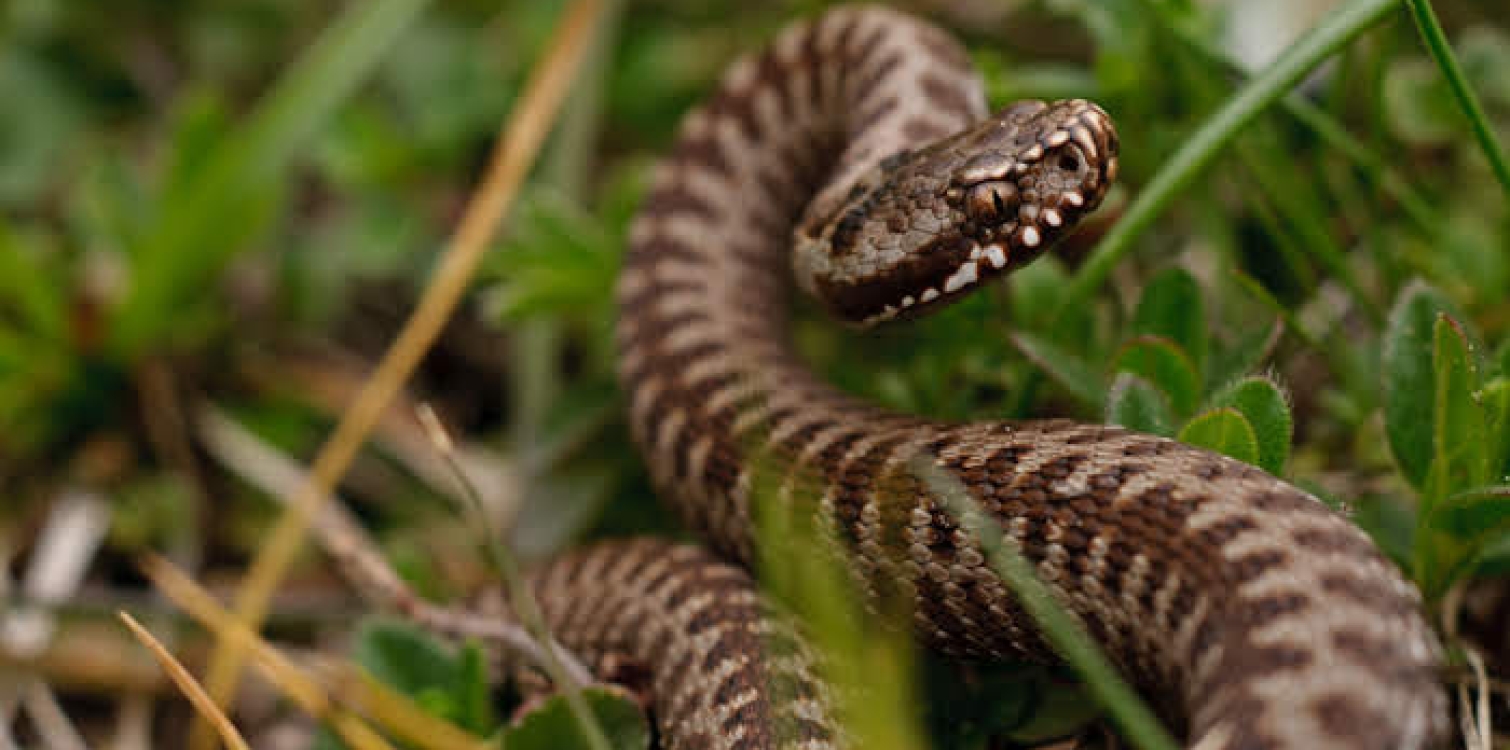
913,457,1180,750
110,0,432,357
1132,0,1446,243
1403,0,1510,197
1058,0,1399,317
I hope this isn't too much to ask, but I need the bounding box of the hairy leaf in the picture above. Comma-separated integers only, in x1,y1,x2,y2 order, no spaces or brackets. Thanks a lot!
1382,281,1457,489
1210,376,1292,474
1178,408,1259,465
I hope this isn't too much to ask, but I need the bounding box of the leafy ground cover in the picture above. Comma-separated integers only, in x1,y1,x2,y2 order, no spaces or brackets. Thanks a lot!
1,0,1507,747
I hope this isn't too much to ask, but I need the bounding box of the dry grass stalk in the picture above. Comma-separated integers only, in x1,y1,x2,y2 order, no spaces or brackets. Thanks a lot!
140,555,487,750
193,0,607,744
118,612,250,750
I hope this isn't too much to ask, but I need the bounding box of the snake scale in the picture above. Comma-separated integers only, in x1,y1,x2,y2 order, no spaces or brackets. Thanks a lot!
523,6,1449,748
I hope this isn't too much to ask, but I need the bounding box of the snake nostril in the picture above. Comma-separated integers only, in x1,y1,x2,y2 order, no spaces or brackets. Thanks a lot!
1058,153,1080,172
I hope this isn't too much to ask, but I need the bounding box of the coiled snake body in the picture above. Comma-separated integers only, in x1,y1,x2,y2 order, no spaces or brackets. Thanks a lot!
528,6,1448,748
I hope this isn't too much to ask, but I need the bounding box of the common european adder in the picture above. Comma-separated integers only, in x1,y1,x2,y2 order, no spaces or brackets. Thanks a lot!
521,6,1449,749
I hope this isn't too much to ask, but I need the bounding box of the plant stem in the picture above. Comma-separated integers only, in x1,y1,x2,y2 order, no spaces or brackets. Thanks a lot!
1403,0,1510,198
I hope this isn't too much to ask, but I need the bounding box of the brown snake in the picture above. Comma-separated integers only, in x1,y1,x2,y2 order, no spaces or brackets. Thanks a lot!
524,5,1450,748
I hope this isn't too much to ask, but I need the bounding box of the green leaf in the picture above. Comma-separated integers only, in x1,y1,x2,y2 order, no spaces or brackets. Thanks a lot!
1422,486,1510,585
1350,495,1417,569
1410,314,1492,598
451,643,496,734
1106,373,1174,437
1011,332,1105,410
1382,281,1457,490
1178,408,1260,466
491,191,619,321
1111,336,1200,416
1210,377,1292,475
1131,267,1207,375
1429,486,1510,539
347,618,494,733
1425,314,1489,503
353,619,464,697
501,686,650,750
1482,377,1510,481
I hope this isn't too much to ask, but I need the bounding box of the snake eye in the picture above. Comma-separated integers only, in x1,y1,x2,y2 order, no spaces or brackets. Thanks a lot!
965,181,1018,224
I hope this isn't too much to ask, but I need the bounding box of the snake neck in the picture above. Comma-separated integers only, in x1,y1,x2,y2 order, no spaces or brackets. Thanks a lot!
618,6,982,560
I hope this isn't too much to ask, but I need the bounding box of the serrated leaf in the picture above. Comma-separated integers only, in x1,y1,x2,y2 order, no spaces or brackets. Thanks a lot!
1382,281,1457,489
1210,377,1292,475
1131,268,1206,375
1426,314,1489,502
1106,373,1174,436
1111,336,1199,416
502,685,650,750
1177,408,1259,466
1011,332,1104,410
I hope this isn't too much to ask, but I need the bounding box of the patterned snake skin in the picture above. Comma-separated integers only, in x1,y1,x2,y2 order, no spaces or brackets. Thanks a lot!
533,6,1450,748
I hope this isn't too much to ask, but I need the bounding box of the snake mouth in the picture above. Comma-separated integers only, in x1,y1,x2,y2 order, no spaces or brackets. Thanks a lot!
840,185,1108,327
850,237,1033,326
824,231,1030,327
846,175,1106,326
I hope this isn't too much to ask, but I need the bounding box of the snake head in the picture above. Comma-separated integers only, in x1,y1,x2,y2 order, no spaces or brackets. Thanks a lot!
795,99,1118,326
